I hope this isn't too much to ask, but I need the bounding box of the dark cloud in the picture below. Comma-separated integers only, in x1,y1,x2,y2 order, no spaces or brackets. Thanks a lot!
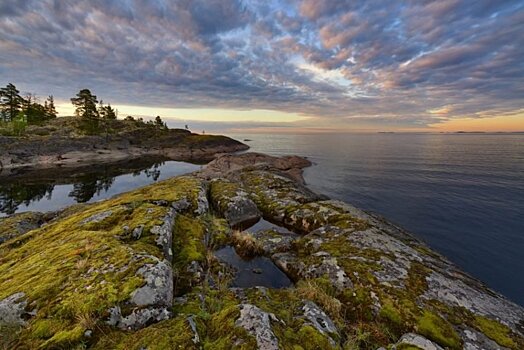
0,0,523,128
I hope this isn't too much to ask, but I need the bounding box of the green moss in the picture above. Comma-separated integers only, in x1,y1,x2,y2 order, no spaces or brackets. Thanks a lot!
40,325,85,349
173,214,206,265
293,325,335,349
93,318,197,350
0,211,43,244
405,262,431,297
473,316,517,349
0,175,205,348
204,304,256,349
171,289,255,349
208,217,231,249
209,179,241,215
111,175,204,209
30,318,70,340
172,214,207,294
379,300,403,329
416,311,461,349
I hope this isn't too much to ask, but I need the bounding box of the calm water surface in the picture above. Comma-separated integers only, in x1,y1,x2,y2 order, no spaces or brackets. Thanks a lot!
227,132,524,306
1,133,523,306
0,159,201,217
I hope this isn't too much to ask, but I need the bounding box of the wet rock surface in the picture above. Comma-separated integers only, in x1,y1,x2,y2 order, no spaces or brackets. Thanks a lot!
0,152,523,350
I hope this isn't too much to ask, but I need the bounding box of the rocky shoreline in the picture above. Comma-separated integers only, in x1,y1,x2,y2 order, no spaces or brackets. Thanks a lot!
0,152,522,349
0,118,248,172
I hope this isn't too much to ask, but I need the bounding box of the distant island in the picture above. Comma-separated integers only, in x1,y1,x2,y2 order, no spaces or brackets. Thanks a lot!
0,84,248,172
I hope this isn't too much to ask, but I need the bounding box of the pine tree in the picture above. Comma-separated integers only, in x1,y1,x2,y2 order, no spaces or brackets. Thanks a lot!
23,93,48,125
71,89,99,133
101,104,116,120
155,116,164,128
46,95,57,119
0,83,23,122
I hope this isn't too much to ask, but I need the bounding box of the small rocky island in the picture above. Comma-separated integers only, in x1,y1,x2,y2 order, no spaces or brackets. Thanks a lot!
0,85,246,172
0,152,522,349
0,117,247,172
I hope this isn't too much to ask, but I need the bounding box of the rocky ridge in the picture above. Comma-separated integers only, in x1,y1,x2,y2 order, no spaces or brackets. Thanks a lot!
0,152,522,349
0,117,248,172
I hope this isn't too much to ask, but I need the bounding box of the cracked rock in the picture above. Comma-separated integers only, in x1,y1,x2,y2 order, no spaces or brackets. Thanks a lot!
195,186,209,215
150,209,176,261
235,304,279,350
130,258,173,308
223,194,261,228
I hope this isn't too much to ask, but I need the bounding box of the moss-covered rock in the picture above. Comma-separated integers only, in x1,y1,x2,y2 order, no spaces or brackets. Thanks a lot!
0,211,46,244
209,178,261,228
0,116,249,171
1,153,523,350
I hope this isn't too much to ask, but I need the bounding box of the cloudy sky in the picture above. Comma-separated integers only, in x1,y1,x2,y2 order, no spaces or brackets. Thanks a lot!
1,0,523,132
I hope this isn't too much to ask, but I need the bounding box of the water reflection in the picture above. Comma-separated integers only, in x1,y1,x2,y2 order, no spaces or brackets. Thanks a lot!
69,176,115,203
0,158,201,216
0,183,54,215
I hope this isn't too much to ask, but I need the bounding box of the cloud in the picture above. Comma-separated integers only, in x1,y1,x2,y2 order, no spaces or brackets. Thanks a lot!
0,0,523,129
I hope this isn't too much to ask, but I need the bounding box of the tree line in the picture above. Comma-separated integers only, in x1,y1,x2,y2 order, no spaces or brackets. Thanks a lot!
71,88,167,133
0,83,168,136
70,88,117,134
0,83,57,134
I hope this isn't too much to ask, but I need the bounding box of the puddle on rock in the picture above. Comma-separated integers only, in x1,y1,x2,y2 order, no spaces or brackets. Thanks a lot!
215,246,292,288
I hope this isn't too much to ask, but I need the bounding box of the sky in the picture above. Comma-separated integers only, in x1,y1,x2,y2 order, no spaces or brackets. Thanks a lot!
1,0,523,132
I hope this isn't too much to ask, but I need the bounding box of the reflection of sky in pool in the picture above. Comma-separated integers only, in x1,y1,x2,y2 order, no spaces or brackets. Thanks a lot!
214,246,292,289
0,160,201,217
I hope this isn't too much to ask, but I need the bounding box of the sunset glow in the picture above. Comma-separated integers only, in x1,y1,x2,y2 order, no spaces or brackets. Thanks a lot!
2,1,523,131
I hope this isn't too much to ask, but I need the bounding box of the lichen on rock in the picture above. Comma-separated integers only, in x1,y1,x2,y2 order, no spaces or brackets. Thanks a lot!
235,303,280,350
209,178,261,228
1,152,523,350
0,293,34,327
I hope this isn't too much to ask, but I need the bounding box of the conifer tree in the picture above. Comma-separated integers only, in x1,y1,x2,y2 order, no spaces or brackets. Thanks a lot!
45,95,57,119
101,104,116,120
0,83,23,122
155,116,164,128
71,89,99,133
